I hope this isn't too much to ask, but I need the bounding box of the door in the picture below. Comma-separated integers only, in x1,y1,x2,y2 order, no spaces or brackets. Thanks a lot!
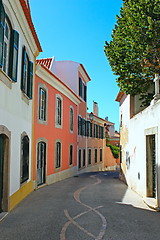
0,135,6,212
146,134,156,198
37,142,46,186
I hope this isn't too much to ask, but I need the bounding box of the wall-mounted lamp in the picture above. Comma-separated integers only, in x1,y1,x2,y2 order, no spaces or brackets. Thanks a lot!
89,112,94,122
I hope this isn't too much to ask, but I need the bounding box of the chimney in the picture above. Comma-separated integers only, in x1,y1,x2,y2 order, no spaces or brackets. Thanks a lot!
93,101,98,116
105,116,108,121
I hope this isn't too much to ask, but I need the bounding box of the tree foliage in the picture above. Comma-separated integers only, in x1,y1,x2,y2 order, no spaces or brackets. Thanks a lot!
107,144,120,159
104,0,160,98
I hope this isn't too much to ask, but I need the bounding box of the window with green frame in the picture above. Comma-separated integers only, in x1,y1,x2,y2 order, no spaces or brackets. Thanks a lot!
21,46,33,99
0,1,19,82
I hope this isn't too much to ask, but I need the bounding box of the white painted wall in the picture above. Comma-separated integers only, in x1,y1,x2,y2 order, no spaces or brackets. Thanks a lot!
51,60,80,95
120,95,160,204
0,0,37,196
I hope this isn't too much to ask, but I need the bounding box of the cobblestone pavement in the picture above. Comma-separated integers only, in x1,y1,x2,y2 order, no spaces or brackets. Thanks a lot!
0,171,160,240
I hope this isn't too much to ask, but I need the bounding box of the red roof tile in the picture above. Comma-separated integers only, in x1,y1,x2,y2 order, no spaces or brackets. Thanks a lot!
19,0,42,52
36,58,53,69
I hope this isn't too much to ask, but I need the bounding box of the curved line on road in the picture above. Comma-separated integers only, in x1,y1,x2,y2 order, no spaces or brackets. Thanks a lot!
60,175,107,240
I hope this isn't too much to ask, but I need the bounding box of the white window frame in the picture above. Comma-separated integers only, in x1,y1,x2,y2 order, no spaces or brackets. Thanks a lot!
2,18,11,75
55,94,63,128
55,140,62,169
70,106,74,133
38,83,48,124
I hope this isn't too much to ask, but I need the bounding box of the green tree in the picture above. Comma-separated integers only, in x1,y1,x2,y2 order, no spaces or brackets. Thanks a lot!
104,0,160,103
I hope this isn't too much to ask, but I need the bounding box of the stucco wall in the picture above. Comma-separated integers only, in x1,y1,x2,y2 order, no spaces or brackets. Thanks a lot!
34,70,79,186
0,0,36,197
120,95,160,201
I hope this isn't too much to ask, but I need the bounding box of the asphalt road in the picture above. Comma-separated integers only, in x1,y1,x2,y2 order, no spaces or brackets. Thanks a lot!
0,171,160,240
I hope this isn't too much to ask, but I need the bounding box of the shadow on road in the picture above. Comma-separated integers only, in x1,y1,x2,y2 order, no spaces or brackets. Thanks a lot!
0,171,159,240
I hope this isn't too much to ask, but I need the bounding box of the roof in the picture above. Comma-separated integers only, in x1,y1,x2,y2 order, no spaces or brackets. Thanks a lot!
36,62,82,103
19,0,42,52
115,91,126,102
36,58,53,69
80,64,91,81
87,112,114,125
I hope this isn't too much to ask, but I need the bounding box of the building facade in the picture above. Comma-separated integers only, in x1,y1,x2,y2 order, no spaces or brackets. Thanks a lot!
116,89,160,210
34,61,81,187
0,0,41,212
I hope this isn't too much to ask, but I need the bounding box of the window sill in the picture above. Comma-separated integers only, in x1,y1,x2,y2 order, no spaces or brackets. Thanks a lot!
0,69,12,89
55,166,62,172
38,119,48,125
20,178,29,187
55,124,62,129
21,92,30,105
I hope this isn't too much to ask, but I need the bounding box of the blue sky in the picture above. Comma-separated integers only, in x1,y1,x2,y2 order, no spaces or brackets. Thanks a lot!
30,0,123,130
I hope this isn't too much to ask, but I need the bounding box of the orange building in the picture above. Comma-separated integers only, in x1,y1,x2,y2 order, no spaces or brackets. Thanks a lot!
33,61,81,188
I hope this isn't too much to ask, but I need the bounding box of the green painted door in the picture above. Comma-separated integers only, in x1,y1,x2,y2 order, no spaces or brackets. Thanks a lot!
0,135,5,213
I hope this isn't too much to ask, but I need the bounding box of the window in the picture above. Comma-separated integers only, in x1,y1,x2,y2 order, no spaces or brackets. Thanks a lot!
83,149,86,167
99,126,104,139
55,141,61,168
39,88,47,121
69,145,73,165
78,149,81,168
79,77,87,102
100,149,103,162
0,2,19,82
94,148,97,163
78,116,86,136
86,121,92,137
56,95,62,127
88,148,92,165
94,124,98,138
21,135,29,184
37,141,46,186
82,119,86,136
70,107,74,132
78,116,82,135
89,122,92,137
2,18,11,74
21,46,33,99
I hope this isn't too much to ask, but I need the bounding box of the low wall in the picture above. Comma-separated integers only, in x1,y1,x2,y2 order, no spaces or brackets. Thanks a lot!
104,147,120,169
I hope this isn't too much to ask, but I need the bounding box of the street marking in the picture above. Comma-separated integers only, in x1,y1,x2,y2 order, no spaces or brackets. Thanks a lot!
60,175,107,240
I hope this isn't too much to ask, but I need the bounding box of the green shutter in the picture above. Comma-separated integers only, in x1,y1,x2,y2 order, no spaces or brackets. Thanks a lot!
0,1,5,68
84,85,87,101
21,46,26,92
28,61,33,99
9,30,19,82
79,77,82,97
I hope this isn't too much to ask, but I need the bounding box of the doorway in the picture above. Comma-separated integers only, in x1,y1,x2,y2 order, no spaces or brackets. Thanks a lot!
37,142,46,186
146,134,156,198
0,134,9,213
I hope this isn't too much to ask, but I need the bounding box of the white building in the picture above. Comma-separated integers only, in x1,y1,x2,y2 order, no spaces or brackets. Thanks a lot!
0,0,41,213
116,83,160,210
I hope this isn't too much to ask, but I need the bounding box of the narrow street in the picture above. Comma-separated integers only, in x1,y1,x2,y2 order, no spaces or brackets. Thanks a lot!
0,171,160,240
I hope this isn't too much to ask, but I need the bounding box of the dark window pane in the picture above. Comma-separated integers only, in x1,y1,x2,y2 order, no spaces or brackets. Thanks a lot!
56,142,61,168
69,145,73,165
21,136,29,183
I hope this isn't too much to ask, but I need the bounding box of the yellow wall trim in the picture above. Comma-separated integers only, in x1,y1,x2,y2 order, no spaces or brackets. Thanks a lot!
10,181,33,211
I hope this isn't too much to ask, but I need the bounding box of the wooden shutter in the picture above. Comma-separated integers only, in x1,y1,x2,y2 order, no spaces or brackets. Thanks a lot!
79,77,82,97
28,61,33,99
0,1,5,68
84,85,87,102
21,46,27,92
9,30,19,81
